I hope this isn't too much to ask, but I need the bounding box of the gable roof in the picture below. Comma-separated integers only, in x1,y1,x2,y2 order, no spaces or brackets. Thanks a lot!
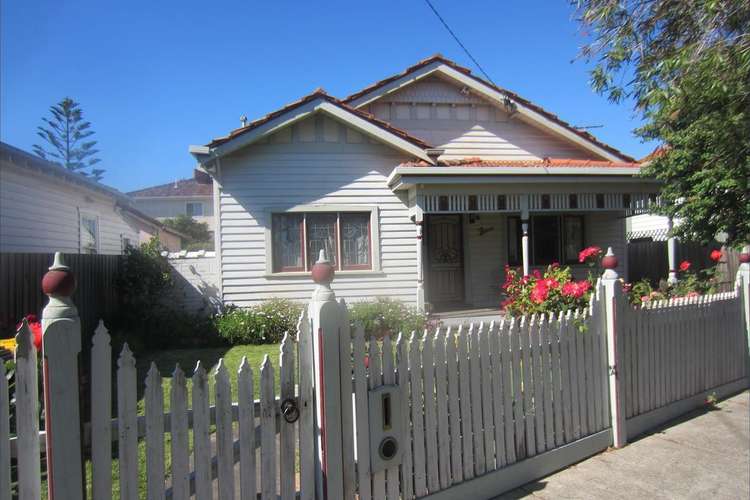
193,89,434,164
343,54,636,163
128,178,212,198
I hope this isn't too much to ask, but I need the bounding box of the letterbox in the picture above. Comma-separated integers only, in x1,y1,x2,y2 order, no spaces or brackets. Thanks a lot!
368,384,403,473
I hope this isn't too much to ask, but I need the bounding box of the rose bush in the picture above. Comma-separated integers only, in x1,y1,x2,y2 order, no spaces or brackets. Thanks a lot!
501,264,593,316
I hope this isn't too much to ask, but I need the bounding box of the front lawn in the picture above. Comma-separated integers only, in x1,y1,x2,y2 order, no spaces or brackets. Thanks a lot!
83,343,281,499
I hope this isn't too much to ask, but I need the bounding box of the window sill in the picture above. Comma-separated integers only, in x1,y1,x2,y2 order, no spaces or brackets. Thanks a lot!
264,270,385,278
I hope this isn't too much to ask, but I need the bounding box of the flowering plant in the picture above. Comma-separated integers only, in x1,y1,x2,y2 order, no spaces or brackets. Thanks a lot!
501,263,593,316
625,250,723,306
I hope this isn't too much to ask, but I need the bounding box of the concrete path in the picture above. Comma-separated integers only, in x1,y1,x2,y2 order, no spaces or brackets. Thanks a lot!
496,391,749,499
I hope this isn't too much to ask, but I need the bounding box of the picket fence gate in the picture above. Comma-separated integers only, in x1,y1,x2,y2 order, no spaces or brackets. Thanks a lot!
2,248,750,500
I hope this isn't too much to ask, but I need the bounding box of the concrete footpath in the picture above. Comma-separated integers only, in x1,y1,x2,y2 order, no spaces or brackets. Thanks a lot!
496,391,749,499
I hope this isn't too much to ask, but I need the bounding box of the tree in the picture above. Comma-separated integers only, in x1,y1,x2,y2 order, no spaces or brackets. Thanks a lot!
162,214,214,250
573,1,750,246
33,97,105,181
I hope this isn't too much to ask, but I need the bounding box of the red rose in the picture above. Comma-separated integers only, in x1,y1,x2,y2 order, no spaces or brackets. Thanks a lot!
530,285,549,304
532,269,542,279
578,246,603,263
709,250,722,262
561,281,578,297
16,314,42,351
679,260,691,272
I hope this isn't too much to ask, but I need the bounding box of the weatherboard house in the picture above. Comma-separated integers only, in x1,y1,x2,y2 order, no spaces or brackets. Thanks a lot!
190,55,658,312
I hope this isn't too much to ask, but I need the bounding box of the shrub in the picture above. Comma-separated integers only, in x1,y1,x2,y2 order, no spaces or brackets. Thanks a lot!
113,238,222,350
214,298,303,345
501,264,593,317
348,298,428,338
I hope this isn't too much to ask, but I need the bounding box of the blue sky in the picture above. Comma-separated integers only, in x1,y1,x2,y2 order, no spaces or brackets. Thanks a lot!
1,0,654,192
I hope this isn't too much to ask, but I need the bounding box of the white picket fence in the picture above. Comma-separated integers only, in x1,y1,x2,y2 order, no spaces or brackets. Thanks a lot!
4,310,316,500
2,250,750,500
619,290,749,438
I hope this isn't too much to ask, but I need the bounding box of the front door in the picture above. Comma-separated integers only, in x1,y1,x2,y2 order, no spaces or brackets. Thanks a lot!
426,215,465,308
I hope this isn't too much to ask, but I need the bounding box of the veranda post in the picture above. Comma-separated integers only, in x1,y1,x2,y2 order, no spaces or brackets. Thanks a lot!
40,253,85,500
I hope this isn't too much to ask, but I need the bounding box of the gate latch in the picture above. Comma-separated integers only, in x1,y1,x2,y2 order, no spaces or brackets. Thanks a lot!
281,398,300,423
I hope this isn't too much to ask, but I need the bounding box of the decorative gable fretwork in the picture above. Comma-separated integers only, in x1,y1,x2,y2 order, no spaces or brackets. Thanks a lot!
420,192,658,214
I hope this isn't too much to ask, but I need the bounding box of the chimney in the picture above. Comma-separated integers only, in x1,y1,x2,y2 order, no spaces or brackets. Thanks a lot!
425,148,445,164
240,115,248,127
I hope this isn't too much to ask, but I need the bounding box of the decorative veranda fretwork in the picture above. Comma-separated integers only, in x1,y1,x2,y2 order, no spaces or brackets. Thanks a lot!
420,192,659,214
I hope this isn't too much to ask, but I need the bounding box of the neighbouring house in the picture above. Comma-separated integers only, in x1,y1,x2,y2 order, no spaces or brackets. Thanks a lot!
128,170,215,236
0,142,184,253
189,55,660,312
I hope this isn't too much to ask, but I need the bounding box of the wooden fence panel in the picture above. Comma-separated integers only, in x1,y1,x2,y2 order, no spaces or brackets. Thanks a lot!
90,322,112,499
0,253,120,339
145,363,165,500
117,344,138,500
260,357,276,500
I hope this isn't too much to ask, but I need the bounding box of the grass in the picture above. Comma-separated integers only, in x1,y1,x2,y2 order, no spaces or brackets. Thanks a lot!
48,343,281,500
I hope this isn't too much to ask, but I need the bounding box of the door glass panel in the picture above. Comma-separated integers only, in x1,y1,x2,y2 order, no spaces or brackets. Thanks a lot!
532,215,560,265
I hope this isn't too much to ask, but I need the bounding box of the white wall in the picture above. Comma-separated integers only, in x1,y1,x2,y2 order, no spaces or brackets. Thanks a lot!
217,114,418,307
0,162,139,254
465,213,506,308
133,197,215,232
168,253,220,314
366,75,598,161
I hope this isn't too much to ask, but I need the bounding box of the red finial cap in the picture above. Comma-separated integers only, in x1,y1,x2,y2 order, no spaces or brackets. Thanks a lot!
601,247,618,270
42,252,76,297
311,249,335,285
740,253,750,264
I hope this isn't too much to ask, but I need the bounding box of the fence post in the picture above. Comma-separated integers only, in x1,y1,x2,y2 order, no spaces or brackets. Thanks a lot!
738,245,750,354
308,249,346,500
40,253,84,500
667,217,678,284
601,247,627,448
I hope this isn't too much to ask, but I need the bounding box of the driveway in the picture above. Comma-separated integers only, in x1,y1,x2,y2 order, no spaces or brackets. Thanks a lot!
496,391,749,499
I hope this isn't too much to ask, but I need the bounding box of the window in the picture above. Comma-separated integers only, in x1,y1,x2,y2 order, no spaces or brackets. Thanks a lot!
121,236,132,251
271,211,373,273
186,202,204,217
507,215,585,266
80,214,99,254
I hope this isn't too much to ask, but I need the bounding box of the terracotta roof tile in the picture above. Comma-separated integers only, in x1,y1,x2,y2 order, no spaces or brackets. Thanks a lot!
399,157,641,168
128,178,212,197
206,89,431,150
342,54,636,163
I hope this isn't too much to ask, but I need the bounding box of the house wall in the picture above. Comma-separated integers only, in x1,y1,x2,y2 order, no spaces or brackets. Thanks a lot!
0,161,139,254
626,214,671,239
133,197,215,232
217,114,417,307
366,75,598,161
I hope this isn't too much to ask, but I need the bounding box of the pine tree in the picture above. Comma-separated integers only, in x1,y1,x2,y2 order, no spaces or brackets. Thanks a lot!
33,97,104,181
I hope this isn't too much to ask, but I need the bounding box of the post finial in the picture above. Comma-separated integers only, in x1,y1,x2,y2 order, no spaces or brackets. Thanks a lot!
310,248,336,302
739,244,750,264
42,252,78,319
601,247,619,280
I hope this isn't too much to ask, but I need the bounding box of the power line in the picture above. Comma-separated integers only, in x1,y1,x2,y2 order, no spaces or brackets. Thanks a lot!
422,0,497,87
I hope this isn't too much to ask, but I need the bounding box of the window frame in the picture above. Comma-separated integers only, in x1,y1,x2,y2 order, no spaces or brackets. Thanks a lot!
80,212,100,254
265,205,381,276
186,202,204,217
506,214,586,267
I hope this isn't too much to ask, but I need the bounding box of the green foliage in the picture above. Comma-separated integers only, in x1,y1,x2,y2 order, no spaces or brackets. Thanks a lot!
162,214,214,250
574,0,750,246
348,298,428,338
214,299,303,345
33,97,104,180
113,238,221,349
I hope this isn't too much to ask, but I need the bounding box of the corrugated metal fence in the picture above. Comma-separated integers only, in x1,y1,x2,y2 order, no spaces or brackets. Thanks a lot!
0,253,121,339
